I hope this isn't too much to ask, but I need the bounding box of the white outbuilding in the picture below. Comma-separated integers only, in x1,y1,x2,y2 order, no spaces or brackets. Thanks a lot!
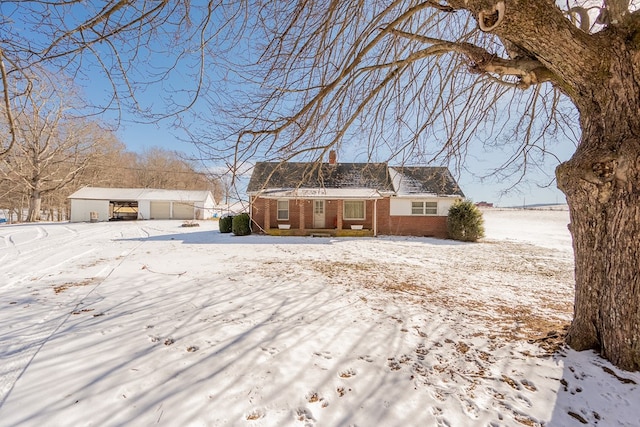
68,187,216,222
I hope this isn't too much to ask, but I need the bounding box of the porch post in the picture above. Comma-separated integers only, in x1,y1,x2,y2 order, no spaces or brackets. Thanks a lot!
299,200,305,230
374,198,378,237
249,197,253,231
336,200,343,230
264,198,270,230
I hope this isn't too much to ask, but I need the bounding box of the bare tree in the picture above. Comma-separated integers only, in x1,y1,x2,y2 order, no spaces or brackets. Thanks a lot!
72,134,133,189
0,1,231,159
130,147,219,192
0,79,109,221
189,1,640,370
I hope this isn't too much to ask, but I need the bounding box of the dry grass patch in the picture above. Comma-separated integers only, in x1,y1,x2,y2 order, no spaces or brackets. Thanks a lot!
308,258,571,351
53,279,94,294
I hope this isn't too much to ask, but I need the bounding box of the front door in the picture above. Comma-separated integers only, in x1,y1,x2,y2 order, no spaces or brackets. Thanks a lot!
313,200,325,228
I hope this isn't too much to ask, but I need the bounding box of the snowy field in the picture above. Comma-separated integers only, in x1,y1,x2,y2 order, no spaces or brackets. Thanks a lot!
1,208,639,426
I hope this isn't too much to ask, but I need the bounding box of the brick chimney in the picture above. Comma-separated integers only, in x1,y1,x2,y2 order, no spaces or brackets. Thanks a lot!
328,150,337,165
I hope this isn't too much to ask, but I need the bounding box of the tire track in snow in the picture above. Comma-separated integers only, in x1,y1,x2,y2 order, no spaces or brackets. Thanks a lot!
0,225,50,250
0,225,113,279
0,237,147,410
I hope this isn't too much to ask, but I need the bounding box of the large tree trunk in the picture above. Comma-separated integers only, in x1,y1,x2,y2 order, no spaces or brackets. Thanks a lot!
27,188,42,222
558,137,640,371
556,40,640,370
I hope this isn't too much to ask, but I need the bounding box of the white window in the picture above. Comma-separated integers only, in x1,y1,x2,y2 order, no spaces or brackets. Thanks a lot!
277,200,289,220
411,201,437,215
411,202,423,215
344,200,365,220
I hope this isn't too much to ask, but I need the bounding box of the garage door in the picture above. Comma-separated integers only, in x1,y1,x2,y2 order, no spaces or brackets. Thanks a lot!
173,202,194,220
150,201,171,219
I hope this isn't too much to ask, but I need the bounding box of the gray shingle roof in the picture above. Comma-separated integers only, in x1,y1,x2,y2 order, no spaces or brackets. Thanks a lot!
248,162,464,197
247,162,394,192
389,167,465,197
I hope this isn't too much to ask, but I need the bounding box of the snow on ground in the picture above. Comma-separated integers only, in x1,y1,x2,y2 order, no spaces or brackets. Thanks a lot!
0,209,638,426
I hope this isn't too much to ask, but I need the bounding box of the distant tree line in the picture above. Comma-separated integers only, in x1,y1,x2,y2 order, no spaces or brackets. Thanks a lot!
1,139,224,222
0,138,223,222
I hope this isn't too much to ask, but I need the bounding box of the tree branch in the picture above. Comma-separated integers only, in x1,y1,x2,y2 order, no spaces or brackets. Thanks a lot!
389,29,555,89
0,48,17,158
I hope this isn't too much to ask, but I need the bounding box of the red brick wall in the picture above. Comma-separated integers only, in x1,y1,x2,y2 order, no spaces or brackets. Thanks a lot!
325,200,338,229
251,196,448,237
375,198,448,238
251,198,310,230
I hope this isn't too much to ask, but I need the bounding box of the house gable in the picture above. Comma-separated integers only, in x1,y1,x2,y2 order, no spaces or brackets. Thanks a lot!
389,166,465,197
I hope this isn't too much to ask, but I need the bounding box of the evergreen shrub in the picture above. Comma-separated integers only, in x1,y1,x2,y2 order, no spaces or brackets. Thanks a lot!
232,213,251,236
219,215,233,233
447,200,485,242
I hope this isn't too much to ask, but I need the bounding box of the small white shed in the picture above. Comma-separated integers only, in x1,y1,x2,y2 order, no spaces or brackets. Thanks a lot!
68,187,216,222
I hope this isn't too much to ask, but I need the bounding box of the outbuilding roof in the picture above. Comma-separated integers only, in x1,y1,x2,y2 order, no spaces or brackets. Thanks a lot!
68,187,213,202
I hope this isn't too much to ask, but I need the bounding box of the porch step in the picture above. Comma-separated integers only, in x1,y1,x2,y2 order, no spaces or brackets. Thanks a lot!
310,233,332,238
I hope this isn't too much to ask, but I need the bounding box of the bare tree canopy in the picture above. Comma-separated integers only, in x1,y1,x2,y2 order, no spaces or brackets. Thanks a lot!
0,73,123,221
0,0,235,157
193,1,631,170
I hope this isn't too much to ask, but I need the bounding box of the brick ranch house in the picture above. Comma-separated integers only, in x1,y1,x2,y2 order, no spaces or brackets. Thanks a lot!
247,154,465,238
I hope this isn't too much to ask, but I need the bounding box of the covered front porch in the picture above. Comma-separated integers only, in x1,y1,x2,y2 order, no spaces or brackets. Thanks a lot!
250,188,385,237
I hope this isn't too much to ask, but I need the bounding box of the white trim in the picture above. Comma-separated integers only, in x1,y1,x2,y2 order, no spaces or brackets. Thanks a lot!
390,197,459,217
249,188,383,199
374,199,378,236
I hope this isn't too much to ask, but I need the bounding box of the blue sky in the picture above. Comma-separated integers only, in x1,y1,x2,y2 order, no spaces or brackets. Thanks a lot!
111,115,571,207
95,65,574,208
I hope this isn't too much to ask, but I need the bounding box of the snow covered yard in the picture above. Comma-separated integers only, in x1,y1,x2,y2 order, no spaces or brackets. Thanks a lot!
1,209,638,426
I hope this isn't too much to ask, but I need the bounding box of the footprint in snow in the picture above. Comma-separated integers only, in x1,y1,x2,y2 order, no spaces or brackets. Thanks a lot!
431,406,451,426
459,397,480,419
388,359,402,371
336,386,352,397
500,375,520,390
261,346,278,355
338,368,356,378
295,407,315,425
520,378,537,392
514,393,533,408
313,351,332,359
430,388,450,402
306,391,329,408
246,409,265,421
